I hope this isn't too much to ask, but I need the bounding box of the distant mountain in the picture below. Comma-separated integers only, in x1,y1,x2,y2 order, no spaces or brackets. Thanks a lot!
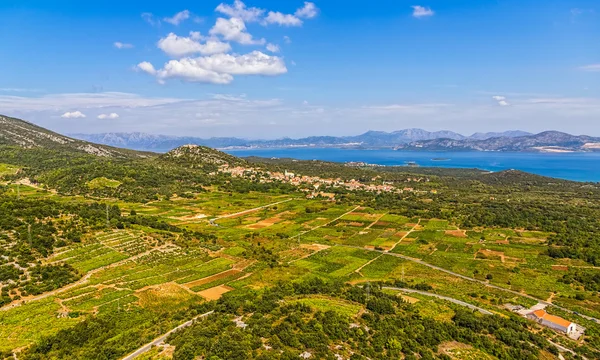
397,131,600,152
71,129,530,152
468,130,532,140
0,115,147,158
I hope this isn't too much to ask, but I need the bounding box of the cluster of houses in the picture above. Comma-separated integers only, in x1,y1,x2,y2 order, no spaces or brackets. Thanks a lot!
217,165,436,197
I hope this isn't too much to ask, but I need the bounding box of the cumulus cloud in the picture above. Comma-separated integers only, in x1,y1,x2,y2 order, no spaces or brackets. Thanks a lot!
283,35,291,44
158,33,232,57
145,51,287,84
141,12,160,26
412,5,434,18
210,17,265,45
263,2,319,26
580,64,600,72
266,43,280,53
155,58,234,84
61,111,86,119
137,61,157,75
264,11,303,26
114,42,134,49
295,2,318,19
215,0,264,22
164,10,191,25
98,113,120,119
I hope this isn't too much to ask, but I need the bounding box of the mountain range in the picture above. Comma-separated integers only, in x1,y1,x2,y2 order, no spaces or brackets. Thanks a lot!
397,131,600,153
70,129,534,152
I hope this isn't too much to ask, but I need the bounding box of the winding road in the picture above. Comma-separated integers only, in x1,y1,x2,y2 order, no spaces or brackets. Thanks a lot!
121,311,214,360
382,286,493,315
338,244,600,325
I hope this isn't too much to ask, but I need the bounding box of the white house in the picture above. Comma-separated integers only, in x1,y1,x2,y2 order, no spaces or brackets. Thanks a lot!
527,309,576,334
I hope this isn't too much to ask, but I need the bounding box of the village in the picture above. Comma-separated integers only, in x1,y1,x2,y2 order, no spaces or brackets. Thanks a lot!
216,164,437,199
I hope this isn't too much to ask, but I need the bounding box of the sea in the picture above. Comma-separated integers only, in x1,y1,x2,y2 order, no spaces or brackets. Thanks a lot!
224,148,600,183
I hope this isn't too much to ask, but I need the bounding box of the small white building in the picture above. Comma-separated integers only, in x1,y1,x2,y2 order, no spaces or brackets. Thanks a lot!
527,309,576,334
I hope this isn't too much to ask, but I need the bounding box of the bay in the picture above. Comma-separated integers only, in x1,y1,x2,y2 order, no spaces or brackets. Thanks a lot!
224,148,600,183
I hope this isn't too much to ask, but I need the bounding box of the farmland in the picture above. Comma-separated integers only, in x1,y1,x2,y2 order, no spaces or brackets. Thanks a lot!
1,150,600,359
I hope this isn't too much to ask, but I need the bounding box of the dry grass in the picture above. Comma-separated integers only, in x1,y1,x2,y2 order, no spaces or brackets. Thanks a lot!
445,230,467,238
197,285,234,300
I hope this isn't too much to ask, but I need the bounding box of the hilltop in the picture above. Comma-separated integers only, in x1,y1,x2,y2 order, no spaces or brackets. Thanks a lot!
0,115,150,158
160,144,247,168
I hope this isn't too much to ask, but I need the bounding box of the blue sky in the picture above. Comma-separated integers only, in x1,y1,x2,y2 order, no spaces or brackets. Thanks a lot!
0,0,599,138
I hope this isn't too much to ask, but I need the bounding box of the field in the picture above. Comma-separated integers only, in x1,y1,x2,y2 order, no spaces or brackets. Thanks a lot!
1,187,600,359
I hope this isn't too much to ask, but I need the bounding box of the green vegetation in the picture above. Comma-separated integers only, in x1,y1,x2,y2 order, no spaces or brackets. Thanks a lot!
1,126,600,359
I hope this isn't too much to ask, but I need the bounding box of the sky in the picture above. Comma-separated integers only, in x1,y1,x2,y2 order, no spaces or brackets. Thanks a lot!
0,0,599,138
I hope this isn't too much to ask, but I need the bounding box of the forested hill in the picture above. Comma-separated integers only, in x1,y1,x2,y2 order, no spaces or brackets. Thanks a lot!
0,115,150,158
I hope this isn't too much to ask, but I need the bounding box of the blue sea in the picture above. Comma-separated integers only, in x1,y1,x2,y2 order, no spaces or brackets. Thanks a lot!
224,148,600,183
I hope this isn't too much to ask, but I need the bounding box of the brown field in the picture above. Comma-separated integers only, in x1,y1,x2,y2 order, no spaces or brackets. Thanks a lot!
495,240,510,245
246,212,293,229
445,230,467,238
301,243,331,251
182,269,242,289
374,221,391,227
394,231,408,237
349,222,364,227
197,285,234,300
552,265,569,271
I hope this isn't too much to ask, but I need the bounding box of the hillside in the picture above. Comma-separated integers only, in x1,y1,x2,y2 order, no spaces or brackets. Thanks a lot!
0,115,150,158
397,131,600,152
160,144,247,168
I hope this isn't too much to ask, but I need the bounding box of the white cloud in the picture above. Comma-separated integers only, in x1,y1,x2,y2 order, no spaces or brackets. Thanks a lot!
61,111,86,119
137,61,157,75
157,33,232,57
283,35,291,44
147,51,287,84
6,93,600,138
412,5,434,18
215,0,264,22
189,31,203,41
0,93,183,114
580,64,600,72
155,58,234,84
263,2,319,26
295,2,318,19
193,51,287,75
210,17,265,45
114,42,134,49
492,96,510,106
266,43,280,53
264,11,303,26
98,113,120,119
141,12,160,26
164,10,191,25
